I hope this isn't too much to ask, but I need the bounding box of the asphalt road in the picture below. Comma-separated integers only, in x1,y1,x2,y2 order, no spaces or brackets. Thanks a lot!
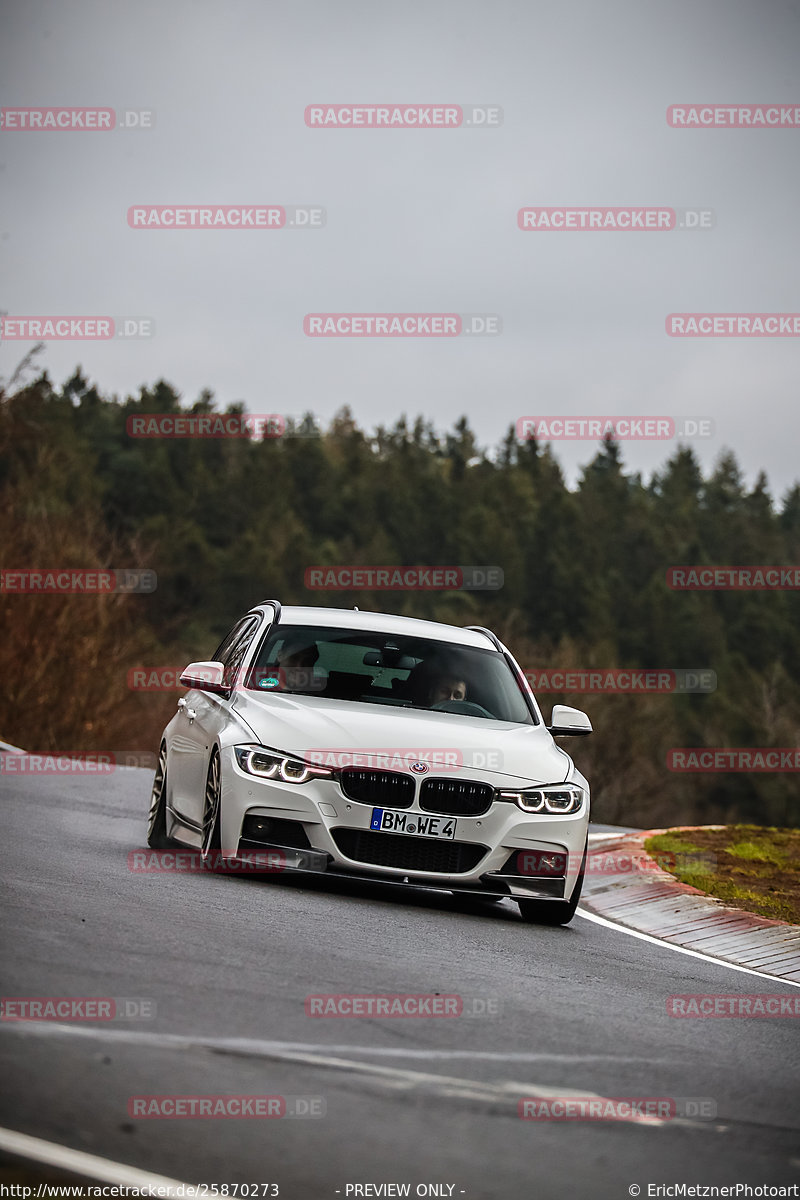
1,769,798,1200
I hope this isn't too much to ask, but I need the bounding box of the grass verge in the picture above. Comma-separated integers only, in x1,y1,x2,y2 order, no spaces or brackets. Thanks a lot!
644,825,800,924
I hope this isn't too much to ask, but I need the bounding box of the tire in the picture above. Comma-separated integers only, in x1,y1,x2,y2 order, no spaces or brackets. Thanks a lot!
517,839,587,926
147,742,173,849
201,748,223,866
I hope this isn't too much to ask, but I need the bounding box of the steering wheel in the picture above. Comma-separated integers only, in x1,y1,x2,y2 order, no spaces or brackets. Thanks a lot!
430,700,495,719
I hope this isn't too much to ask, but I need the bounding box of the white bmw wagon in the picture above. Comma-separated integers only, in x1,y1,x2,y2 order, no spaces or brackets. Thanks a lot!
147,602,592,924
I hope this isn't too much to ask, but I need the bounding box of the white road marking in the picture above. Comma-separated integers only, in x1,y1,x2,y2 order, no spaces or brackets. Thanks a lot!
0,1022,671,1127
575,908,800,988
0,1126,186,1191
207,1046,671,1063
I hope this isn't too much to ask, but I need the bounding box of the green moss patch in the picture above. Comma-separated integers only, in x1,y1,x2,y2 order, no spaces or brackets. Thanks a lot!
644,825,800,924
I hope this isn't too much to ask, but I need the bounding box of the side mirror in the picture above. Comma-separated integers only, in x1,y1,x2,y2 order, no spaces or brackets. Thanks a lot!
179,661,230,697
547,704,593,737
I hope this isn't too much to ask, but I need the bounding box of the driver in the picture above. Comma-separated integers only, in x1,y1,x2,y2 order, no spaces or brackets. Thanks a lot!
275,636,321,692
429,674,467,705
412,655,469,707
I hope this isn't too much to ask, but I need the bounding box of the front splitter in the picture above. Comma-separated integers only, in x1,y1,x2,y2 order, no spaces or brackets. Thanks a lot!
235,840,566,900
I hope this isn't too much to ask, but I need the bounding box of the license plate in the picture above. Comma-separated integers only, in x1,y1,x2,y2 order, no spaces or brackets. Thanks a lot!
370,808,456,840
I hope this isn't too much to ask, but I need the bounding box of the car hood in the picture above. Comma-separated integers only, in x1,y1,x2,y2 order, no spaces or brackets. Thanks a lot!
231,691,571,785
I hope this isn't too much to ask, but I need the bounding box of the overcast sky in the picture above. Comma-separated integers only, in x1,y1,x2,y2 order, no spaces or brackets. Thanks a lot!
2,0,799,499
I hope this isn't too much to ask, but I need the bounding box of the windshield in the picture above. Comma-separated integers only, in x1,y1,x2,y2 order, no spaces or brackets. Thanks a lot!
244,625,534,724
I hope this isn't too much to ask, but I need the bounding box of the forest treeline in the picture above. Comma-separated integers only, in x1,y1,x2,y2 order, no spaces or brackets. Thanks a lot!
1,366,799,828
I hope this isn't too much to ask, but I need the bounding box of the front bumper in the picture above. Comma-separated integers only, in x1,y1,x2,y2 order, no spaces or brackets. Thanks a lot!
219,746,589,901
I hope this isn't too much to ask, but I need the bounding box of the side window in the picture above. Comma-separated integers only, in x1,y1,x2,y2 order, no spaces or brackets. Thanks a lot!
224,618,260,686
212,616,261,687
213,618,252,664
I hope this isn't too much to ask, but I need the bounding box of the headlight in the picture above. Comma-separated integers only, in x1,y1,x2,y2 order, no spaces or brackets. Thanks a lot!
234,746,332,785
495,784,584,814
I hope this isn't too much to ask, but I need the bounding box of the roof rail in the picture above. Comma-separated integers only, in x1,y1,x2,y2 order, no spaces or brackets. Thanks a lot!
256,599,282,625
465,625,503,652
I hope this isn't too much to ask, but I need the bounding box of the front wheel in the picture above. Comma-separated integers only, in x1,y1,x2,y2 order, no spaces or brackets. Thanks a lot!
147,743,173,849
517,839,587,926
201,748,223,865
